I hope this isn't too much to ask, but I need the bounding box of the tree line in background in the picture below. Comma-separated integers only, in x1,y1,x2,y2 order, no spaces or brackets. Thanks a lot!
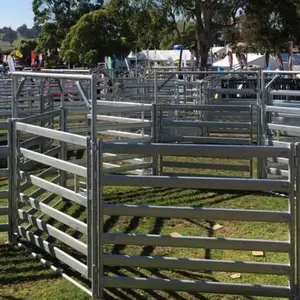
2,0,300,68
0,24,41,67
0,24,41,46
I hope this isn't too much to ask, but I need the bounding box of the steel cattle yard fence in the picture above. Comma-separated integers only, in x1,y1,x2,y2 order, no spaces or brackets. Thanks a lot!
1,70,300,299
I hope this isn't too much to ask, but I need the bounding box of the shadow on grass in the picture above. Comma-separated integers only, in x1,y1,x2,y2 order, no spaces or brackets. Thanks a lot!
0,244,60,286
101,188,260,300
0,296,25,300
1,187,270,299
105,267,216,300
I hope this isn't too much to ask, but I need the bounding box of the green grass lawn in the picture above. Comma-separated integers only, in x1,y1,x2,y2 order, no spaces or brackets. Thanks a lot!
0,165,290,300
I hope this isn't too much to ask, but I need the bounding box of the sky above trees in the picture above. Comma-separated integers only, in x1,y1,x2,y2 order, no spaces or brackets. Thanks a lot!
1,0,300,69
0,0,34,29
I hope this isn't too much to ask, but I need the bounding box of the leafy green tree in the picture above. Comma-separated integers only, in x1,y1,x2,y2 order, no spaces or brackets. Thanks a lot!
33,0,103,54
240,0,300,52
30,25,42,38
63,50,77,67
2,27,18,46
17,24,42,39
17,24,28,37
160,21,196,50
83,50,98,66
60,9,130,66
15,39,38,66
106,0,174,50
33,0,103,32
112,0,243,68
35,23,60,55
165,0,245,68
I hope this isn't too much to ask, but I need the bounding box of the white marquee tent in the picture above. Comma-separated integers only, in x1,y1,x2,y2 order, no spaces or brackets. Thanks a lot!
213,53,279,70
127,50,195,62
127,48,226,64
127,50,300,70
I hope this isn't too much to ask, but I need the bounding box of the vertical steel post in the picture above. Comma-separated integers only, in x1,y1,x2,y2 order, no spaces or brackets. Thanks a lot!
249,105,254,178
159,103,163,174
9,74,19,244
59,107,67,188
288,143,296,298
39,78,46,153
91,136,100,298
8,119,17,244
60,79,65,108
11,75,18,118
96,139,104,299
7,120,12,243
257,70,266,179
91,135,97,298
86,137,92,281
295,143,300,297
91,74,97,144
151,103,158,175
89,74,102,298
153,70,159,175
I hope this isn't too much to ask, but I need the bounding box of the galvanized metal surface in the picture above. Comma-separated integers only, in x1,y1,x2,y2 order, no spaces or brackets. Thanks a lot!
3,69,300,299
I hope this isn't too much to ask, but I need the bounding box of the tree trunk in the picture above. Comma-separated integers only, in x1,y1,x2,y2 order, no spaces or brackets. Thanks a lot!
195,3,212,70
197,42,210,70
195,29,211,70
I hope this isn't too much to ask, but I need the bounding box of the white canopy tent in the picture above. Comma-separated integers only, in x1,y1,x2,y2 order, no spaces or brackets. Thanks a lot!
127,50,195,62
127,50,300,70
213,53,278,70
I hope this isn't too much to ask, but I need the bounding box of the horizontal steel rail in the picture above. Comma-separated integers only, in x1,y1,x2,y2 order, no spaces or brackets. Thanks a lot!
16,122,87,147
103,143,290,158
98,130,150,139
104,204,290,223
266,167,289,177
156,71,260,75
20,148,87,177
162,135,251,145
103,254,290,275
18,210,87,255
163,120,251,129
0,206,8,216
20,109,61,124
268,124,300,136
103,153,147,163
160,104,252,111
93,106,153,113
0,223,8,232
12,71,93,81
19,194,87,234
19,171,87,206
92,115,151,123
102,277,290,298
41,68,90,73
209,88,257,94
97,100,152,107
18,242,92,297
270,90,300,96
0,190,9,199
266,106,300,115
17,227,88,278
103,233,290,252
103,175,289,192
96,123,151,131
163,161,250,172
103,162,152,174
